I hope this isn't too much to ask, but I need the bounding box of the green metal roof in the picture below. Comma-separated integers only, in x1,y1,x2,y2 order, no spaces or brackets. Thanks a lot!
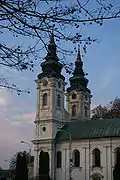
56,118,120,141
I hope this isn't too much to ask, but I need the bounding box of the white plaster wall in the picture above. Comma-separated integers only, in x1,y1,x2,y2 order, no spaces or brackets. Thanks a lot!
33,76,66,178
38,77,65,122
55,138,120,180
34,77,65,141
66,91,91,120
33,76,120,180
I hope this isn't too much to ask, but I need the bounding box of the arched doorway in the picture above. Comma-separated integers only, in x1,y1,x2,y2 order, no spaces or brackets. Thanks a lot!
72,105,76,117
39,150,50,178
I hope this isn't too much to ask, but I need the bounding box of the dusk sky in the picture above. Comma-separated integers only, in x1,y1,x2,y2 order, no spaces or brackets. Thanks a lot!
0,0,120,169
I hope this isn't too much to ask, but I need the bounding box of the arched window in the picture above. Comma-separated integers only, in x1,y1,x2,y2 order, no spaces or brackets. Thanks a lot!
115,147,120,165
85,106,88,117
72,105,76,117
73,150,80,167
56,151,62,168
43,93,47,106
92,148,101,167
57,94,61,108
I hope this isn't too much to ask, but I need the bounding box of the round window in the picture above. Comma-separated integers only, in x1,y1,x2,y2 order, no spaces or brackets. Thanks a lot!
43,80,48,86
72,93,76,99
42,127,46,131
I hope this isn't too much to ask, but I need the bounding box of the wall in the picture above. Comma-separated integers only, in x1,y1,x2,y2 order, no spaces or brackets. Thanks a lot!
55,138,120,180
66,91,91,121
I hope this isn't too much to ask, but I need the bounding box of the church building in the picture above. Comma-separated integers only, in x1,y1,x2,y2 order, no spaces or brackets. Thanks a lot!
32,33,120,180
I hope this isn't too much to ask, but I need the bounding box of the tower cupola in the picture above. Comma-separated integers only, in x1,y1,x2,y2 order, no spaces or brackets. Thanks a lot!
38,32,64,81
67,46,90,94
66,46,91,120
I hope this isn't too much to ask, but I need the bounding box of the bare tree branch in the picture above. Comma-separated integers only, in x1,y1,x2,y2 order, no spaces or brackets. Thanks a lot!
0,0,120,93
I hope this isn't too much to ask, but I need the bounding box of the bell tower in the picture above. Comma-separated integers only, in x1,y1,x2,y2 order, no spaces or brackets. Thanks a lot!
33,33,65,179
66,47,92,120
35,32,65,140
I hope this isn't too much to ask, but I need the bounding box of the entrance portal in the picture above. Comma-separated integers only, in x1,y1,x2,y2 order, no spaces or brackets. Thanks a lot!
39,150,50,180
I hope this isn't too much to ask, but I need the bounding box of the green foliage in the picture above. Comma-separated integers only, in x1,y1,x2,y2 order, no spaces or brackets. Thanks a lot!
92,97,120,120
9,153,17,170
10,151,33,170
15,152,28,180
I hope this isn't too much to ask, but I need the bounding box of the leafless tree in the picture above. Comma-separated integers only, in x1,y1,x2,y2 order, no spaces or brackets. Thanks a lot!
92,97,120,119
0,0,120,93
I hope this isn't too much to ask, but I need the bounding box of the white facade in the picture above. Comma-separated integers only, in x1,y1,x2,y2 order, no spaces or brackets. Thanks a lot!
33,130,120,180
33,75,65,180
66,91,91,120
32,72,120,180
32,36,119,180
56,138,120,180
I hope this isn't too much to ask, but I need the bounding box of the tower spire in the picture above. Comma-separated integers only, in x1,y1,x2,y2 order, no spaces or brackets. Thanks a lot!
67,46,90,94
73,45,85,77
37,32,65,80
76,45,81,61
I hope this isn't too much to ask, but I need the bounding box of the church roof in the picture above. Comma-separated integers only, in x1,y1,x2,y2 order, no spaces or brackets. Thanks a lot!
56,118,120,141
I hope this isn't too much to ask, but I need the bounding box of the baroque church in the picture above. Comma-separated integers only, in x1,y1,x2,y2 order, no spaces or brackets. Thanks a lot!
32,33,120,180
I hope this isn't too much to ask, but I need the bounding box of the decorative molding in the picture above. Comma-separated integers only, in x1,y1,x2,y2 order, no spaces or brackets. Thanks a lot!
40,88,51,93
90,166,103,171
32,139,55,144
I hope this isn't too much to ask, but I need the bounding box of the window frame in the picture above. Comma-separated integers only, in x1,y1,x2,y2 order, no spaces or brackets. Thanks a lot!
43,93,47,106
72,105,76,117
84,106,88,117
57,94,61,108
73,149,80,168
56,151,62,168
92,148,101,167
114,147,120,165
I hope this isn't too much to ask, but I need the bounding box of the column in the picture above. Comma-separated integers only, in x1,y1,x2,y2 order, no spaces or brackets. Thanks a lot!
85,147,90,180
106,145,112,180
48,146,55,180
81,147,87,180
34,148,39,177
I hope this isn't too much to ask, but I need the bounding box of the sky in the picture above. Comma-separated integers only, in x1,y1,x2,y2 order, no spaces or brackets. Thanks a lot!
0,0,120,169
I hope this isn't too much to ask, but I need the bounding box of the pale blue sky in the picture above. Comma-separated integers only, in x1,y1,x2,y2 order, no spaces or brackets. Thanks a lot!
0,0,120,169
